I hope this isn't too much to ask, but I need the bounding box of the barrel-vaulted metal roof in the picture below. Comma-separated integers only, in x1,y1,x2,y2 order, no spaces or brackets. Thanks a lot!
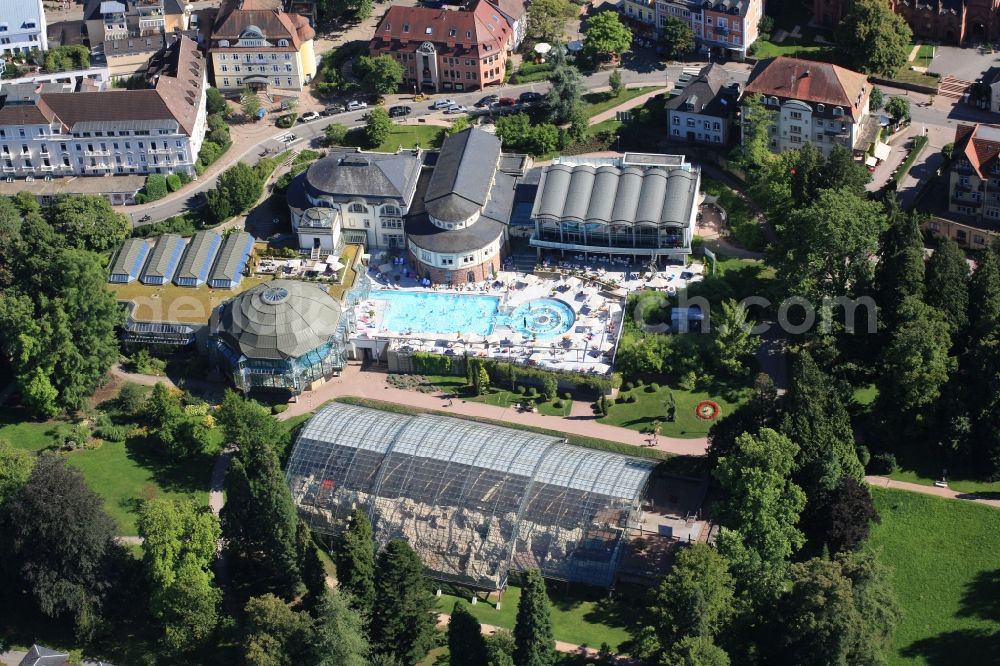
175,230,222,284
531,163,698,227
215,279,343,360
286,404,655,589
140,234,186,282
209,231,254,285
109,238,151,282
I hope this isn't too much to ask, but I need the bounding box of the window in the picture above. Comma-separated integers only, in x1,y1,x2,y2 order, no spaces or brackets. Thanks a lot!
403,23,410,32
686,118,695,127
349,203,366,213
463,254,474,263
672,116,679,125
975,234,987,244
449,28,457,37
833,107,844,116
790,135,802,144
442,257,454,265
816,104,825,113
672,129,680,136
790,125,801,134
789,111,802,120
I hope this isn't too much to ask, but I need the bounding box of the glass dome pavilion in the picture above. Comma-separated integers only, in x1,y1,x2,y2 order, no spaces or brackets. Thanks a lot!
210,279,351,393
286,403,656,589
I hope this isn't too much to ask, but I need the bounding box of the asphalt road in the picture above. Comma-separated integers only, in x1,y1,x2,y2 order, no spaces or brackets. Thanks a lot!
130,62,691,225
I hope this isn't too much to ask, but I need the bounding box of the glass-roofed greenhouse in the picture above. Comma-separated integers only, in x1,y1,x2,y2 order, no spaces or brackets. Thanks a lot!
286,404,656,589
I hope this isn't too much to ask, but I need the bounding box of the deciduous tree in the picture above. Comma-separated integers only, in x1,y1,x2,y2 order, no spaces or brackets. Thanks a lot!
543,50,582,125
609,68,624,96
357,55,405,95
662,636,730,666
733,93,772,171
711,299,759,376
836,0,912,77
0,440,34,506
1,455,119,635
885,96,911,122
967,245,1000,336
323,123,349,146
879,296,955,414
584,11,632,58
365,106,392,148
815,477,880,554
244,593,314,666
526,0,577,42
241,88,262,118
659,17,695,59
652,544,734,649
714,429,806,600
48,194,130,252
513,569,556,666
206,161,263,222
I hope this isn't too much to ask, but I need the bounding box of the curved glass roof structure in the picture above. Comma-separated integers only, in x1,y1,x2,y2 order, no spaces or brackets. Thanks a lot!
286,404,655,589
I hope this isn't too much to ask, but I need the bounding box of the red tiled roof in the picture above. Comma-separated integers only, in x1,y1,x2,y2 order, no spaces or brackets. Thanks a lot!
745,56,870,122
373,0,511,54
211,0,313,49
954,123,1000,179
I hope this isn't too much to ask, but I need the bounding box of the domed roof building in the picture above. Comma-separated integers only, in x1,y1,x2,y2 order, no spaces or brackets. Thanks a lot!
209,279,351,393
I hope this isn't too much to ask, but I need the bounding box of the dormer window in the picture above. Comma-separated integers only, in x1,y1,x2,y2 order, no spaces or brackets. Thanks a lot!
425,26,433,34
403,23,410,32
467,31,472,38
833,106,844,116
278,39,288,46
816,103,825,113
449,28,457,37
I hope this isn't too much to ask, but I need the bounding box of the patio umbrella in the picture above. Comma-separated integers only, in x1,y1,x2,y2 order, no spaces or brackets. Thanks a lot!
534,42,552,55
567,40,584,53
647,275,670,289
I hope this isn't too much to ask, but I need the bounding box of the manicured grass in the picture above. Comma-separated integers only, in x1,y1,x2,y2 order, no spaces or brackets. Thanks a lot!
852,383,878,407
868,488,1000,665
424,374,572,416
890,67,940,88
588,119,622,136
109,274,274,324
912,44,935,67
700,176,766,251
438,583,634,651
580,86,661,120
373,124,442,152
752,40,832,60
0,408,62,453
598,381,751,439
65,436,217,536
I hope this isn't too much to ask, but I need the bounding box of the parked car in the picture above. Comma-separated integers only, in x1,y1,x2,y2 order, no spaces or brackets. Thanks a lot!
389,105,412,117
299,111,321,122
519,91,543,104
347,100,367,111
322,104,345,116
498,97,517,107
432,98,457,110
475,94,499,108
445,104,468,114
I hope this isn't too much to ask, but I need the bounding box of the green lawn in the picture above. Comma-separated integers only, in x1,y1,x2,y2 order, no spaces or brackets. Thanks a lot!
868,488,1000,665
0,408,62,453
424,374,572,416
890,67,940,88
588,119,622,136
373,124,442,151
752,40,832,60
438,583,635,651
700,176,766,251
580,87,660,120
912,44,935,67
65,436,217,536
598,380,751,439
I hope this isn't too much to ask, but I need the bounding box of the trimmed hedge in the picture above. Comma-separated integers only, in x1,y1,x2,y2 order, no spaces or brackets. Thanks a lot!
409,351,621,393
166,173,183,192
143,174,168,201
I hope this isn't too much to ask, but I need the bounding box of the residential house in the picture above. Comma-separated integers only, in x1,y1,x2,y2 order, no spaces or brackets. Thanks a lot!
665,63,741,145
742,56,873,157
937,122,1000,248
0,35,207,178
622,0,658,36
83,0,191,44
0,0,48,56
208,0,317,93
488,0,528,50
815,0,996,45
654,0,763,60
370,0,513,93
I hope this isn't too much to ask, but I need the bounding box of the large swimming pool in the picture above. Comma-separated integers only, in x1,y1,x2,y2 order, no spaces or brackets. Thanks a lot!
371,291,576,338
375,290,501,336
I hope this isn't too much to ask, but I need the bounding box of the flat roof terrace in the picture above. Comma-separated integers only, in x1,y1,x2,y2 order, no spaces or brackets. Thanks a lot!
109,275,275,324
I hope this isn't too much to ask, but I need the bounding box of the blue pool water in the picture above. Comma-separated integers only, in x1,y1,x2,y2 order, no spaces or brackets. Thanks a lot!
372,291,577,338
376,290,501,336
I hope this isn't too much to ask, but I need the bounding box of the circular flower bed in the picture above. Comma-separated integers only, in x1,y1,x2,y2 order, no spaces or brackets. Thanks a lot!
695,400,721,420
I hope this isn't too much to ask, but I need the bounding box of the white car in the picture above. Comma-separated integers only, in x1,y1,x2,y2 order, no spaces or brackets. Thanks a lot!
298,111,320,122
347,100,368,111
445,104,468,114
432,98,457,109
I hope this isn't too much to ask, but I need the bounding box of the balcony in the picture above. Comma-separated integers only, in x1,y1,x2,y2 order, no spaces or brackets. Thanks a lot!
2,166,16,173
84,149,110,156
951,196,983,208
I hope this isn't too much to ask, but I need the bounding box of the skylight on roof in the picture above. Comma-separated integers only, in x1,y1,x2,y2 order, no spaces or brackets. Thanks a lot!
425,26,433,34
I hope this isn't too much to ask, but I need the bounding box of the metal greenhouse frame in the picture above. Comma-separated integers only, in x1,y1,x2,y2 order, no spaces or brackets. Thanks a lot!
286,404,655,590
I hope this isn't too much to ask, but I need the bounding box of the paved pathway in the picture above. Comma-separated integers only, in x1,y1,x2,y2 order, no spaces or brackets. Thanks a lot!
435,613,637,664
278,364,710,457
588,86,670,125
866,475,1000,509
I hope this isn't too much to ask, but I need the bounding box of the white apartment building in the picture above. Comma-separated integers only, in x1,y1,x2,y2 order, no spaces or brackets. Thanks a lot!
742,56,873,157
0,0,48,56
0,37,207,179
653,0,763,60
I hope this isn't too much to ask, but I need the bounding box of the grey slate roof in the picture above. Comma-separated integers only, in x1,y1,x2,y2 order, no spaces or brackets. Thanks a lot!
216,279,343,360
424,128,501,223
17,645,69,666
406,170,510,254
210,231,254,284
665,63,740,118
531,164,698,228
141,233,186,281
109,238,151,280
303,149,422,204
175,230,222,283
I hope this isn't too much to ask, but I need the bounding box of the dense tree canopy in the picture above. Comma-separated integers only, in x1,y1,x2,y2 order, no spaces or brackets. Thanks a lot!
357,55,405,95
449,601,490,666
526,0,578,41
924,237,970,333
243,593,314,666
875,197,926,329
836,0,912,77
584,11,632,57
371,540,437,664
652,544,735,651
0,440,34,506
365,107,392,148
733,93,773,171
1,455,119,635
543,50,583,125
879,295,955,414
711,299,759,376
206,162,263,223
310,591,371,666
48,195,130,252
659,17,695,59
335,507,376,617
